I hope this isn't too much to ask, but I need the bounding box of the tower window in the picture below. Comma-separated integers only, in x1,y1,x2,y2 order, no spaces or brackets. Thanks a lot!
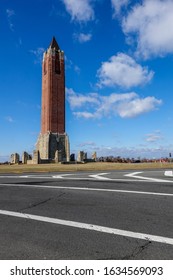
55,55,60,74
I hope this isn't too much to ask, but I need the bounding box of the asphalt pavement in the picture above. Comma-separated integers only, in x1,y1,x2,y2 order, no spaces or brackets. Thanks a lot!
0,169,173,259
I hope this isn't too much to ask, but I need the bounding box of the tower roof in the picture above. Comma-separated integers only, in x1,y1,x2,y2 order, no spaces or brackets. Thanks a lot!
49,37,60,50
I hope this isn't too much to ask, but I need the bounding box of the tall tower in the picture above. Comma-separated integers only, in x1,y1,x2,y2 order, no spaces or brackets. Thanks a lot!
41,37,65,134
36,37,70,163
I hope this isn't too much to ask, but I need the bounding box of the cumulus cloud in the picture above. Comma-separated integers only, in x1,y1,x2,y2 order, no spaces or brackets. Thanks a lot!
111,0,130,16
66,88,162,119
66,88,99,109
62,0,94,22
73,33,92,43
97,53,154,89
122,0,173,58
116,96,161,118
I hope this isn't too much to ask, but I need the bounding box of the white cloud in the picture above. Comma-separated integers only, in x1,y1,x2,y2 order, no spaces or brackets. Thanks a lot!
111,0,130,16
18,38,22,46
145,131,163,143
66,88,99,109
78,141,96,147
6,9,15,18
116,96,162,118
30,47,45,64
74,65,81,74
6,9,15,31
97,53,154,89
65,56,73,69
66,88,162,119
62,0,94,22
122,0,173,58
65,56,80,73
74,111,96,119
74,33,92,43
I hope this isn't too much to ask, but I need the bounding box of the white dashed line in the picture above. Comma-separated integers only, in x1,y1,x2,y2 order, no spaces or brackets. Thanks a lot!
0,209,173,246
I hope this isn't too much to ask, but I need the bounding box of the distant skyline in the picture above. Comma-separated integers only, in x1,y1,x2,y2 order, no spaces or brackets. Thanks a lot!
1,0,173,162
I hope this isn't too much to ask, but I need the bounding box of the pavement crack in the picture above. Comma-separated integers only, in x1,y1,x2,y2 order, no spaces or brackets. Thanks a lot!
56,192,66,199
19,198,52,211
19,192,66,212
122,240,152,260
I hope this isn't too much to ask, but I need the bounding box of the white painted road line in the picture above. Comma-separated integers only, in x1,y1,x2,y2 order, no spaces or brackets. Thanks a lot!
0,175,159,182
1,183,173,197
125,171,173,183
125,172,149,180
52,174,74,179
164,170,173,177
1,174,173,182
89,173,112,180
0,209,173,246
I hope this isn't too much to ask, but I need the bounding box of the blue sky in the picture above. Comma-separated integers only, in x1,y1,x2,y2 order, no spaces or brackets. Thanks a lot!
1,0,173,162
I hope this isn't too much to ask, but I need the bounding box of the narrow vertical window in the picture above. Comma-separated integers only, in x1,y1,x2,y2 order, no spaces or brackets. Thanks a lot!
55,54,60,74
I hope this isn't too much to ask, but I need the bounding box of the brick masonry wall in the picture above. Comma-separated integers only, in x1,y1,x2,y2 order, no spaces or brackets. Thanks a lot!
41,50,65,134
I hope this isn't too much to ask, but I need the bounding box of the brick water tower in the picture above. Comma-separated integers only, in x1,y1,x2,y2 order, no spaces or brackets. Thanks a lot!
36,37,70,162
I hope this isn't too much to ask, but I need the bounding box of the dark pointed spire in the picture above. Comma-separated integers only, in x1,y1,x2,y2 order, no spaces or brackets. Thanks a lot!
49,36,60,50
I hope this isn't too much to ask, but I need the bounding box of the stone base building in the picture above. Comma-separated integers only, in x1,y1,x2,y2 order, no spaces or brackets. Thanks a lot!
36,132,70,163
77,151,87,162
22,151,32,164
10,153,20,164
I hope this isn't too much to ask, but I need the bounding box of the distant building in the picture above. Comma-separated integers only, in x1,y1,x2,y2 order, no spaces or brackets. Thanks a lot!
22,151,32,164
77,151,87,162
92,152,97,161
10,153,20,164
36,37,70,163
70,153,75,161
